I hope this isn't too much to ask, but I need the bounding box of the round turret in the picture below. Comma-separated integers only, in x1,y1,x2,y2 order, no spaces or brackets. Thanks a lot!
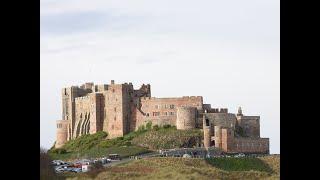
55,120,69,148
176,106,196,130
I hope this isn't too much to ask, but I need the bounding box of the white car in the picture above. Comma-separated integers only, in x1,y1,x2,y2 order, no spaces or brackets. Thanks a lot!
52,160,65,166
54,166,65,173
235,153,245,158
238,153,245,157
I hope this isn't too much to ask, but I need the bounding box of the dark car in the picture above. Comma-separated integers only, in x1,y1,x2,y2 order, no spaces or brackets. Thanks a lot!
108,154,121,161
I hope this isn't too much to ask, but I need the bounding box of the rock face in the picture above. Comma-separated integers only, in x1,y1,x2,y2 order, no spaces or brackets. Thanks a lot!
55,81,269,154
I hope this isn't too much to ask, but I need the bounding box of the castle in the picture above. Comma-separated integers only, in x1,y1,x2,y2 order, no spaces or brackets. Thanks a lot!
56,80,269,154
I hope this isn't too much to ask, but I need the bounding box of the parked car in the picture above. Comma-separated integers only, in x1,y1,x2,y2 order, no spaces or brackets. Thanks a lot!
54,166,65,173
234,153,245,158
52,160,65,166
108,154,121,161
71,168,82,173
238,153,245,157
64,167,74,172
72,163,82,168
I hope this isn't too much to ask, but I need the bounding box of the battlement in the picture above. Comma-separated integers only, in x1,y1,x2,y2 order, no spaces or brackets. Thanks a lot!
80,82,94,90
207,108,228,113
182,96,203,99
141,96,202,101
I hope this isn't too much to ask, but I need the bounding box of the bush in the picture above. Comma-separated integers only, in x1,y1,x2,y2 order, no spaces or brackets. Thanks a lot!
163,124,171,129
138,125,146,132
50,148,67,154
146,121,152,130
153,125,159,131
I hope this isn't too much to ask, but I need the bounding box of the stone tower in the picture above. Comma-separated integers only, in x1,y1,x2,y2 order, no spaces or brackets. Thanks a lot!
102,80,133,139
221,128,234,152
176,106,196,130
203,112,212,149
55,120,69,148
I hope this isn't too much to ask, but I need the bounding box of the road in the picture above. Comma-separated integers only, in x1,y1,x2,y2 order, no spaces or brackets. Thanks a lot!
103,152,160,167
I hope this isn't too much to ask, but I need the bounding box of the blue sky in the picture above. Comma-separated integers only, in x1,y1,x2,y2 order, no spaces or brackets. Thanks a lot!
40,0,280,153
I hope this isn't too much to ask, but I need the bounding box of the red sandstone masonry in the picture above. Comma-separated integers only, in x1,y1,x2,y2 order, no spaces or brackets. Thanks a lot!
55,81,270,154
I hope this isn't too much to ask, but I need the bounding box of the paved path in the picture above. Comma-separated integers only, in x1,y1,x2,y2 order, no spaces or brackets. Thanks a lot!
103,158,132,167
103,152,160,167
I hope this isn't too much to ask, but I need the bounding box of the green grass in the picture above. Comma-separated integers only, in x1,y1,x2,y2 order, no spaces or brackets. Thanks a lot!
205,157,273,172
65,155,280,180
48,125,178,161
48,130,151,160
49,125,201,161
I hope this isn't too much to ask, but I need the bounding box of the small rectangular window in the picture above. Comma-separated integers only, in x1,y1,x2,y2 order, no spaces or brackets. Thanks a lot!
170,104,175,109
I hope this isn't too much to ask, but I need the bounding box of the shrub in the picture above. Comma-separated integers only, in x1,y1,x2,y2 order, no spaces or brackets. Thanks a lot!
146,121,152,130
50,148,67,154
163,124,171,129
137,125,146,132
153,125,159,131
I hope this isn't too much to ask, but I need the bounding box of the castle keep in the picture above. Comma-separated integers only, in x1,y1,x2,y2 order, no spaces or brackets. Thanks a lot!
56,80,269,154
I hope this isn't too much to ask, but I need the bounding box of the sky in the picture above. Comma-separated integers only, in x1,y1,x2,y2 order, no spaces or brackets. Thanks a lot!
40,0,280,153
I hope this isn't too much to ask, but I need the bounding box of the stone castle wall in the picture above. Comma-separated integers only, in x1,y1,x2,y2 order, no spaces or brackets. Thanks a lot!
135,96,203,129
237,115,260,138
232,138,269,153
55,81,270,154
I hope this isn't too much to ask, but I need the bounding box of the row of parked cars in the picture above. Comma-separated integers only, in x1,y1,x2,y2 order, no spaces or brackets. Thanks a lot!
52,154,122,173
52,160,83,173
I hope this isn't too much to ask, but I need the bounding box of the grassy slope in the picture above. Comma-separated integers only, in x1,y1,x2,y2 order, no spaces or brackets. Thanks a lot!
48,126,201,161
131,127,202,150
65,155,279,180
48,131,151,161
